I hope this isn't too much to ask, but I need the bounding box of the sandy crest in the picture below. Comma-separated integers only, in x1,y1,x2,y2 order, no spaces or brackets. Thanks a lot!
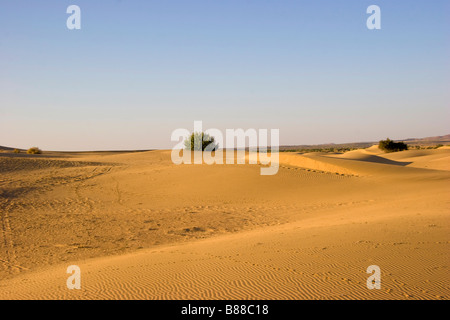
0,147,448,299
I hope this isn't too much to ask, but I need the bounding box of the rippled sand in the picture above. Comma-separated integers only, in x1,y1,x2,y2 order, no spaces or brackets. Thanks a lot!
0,146,448,299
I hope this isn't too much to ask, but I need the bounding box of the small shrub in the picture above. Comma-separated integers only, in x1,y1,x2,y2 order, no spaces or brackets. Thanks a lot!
13,149,20,153
27,147,42,154
378,138,407,153
184,132,219,151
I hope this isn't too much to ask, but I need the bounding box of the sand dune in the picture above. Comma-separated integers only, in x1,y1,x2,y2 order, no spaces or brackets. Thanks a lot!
0,148,448,299
277,153,358,176
380,149,450,171
320,146,450,175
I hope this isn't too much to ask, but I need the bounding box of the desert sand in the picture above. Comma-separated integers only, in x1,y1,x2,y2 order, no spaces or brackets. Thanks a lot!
0,146,448,299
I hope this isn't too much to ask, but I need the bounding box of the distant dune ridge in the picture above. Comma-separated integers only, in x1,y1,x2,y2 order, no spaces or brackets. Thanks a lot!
0,138,448,299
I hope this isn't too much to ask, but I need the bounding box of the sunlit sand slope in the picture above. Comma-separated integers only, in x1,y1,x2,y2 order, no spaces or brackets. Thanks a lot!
0,148,448,299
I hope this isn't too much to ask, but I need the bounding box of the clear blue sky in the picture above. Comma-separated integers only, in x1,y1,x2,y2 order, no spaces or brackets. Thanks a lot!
1,0,449,150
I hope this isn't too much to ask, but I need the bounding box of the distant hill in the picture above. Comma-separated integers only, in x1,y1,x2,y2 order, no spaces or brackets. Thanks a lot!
279,134,450,151
401,134,450,145
0,146,17,151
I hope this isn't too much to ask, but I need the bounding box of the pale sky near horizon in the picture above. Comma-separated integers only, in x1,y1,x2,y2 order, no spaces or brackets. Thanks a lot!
1,0,449,150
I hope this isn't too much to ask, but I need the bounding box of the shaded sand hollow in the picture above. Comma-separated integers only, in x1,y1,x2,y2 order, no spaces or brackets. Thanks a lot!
0,147,448,299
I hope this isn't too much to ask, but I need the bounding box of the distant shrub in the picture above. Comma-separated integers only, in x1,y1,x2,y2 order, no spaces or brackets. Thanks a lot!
27,147,42,154
184,132,219,151
378,138,407,153
435,144,443,149
13,149,20,153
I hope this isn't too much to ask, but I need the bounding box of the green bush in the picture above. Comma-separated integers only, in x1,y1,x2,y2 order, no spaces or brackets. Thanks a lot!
184,132,219,151
27,147,42,154
378,138,407,153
